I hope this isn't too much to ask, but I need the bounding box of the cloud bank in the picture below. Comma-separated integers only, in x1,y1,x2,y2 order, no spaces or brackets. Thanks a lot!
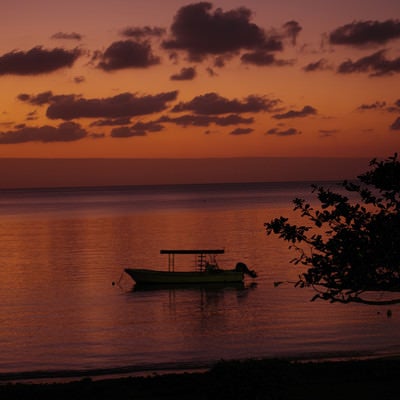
19,91,179,120
172,92,280,114
330,20,400,46
0,47,81,75
0,122,87,143
97,40,161,70
170,67,196,80
273,105,317,119
161,1,299,67
337,50,400,76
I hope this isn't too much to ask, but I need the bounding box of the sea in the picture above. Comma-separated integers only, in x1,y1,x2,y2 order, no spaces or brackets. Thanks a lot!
1,181,399,380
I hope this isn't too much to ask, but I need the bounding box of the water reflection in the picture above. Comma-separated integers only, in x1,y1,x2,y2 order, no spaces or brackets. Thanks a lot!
131,282,257,310
125,282,258,338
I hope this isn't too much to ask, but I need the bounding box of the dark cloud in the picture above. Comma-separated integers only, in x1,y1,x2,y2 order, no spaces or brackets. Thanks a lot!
90,117,132,127
111,126,146,137
0,46,81,75
121,26,166,39
158,113,253,127
386,99,400,113
390,117,400,130
97,40,160,71
74,76,85,84
168,51,179,64
230,127,253,135
240,51,292,66
329,19,400,46
283,21,302,45
0,122,87,144
273,105,317,119
215,114,254,126
257,37,284,52
214,56,228,68
206,67,217,76
18,91,181,128
162,2,282,61
357,101,386,110
337,49,400,76
159,114,211,127
111,121,164,137
319,129,339,136
26,110,38,121
0,121,14,128
17,91,55,106
303,58,331,72
172,92,280,115
132,121,164,132
170,67,196,80
17,93,31,103
266,127,301,136
89,133,106,139
51,32,83,41
45,91,178,120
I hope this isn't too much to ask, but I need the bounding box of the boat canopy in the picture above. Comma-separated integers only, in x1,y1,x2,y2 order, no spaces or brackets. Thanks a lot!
160,249,224,254
160,249,225,271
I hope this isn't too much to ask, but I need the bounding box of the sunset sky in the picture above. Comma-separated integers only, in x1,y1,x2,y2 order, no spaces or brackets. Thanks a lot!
1,1,400,186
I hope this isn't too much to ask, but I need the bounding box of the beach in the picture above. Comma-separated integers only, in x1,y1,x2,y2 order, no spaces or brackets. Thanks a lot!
1,358,400,399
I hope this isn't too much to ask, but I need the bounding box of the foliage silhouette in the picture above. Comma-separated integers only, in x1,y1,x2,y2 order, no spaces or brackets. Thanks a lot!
265,154,400,305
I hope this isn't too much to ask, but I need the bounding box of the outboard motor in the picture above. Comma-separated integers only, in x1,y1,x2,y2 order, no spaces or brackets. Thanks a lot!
235,262,257,278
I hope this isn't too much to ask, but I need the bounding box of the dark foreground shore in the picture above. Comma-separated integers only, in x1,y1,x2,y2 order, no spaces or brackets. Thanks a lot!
1,358,400,399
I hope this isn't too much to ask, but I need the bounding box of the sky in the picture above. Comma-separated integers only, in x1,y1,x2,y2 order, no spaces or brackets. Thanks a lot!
0,1,400,186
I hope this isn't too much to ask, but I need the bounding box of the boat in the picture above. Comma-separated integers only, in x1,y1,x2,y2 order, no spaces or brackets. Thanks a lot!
124,249,257,285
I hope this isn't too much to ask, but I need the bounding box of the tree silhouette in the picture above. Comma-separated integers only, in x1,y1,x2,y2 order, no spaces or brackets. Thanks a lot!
265,154,400,305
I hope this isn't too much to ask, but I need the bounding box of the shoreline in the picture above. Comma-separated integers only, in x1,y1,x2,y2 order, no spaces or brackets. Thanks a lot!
2,357,400,399
2,351,399,384
0,361,212,384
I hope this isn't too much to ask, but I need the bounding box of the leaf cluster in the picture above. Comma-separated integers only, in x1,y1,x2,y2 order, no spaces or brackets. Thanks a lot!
265,154,400,305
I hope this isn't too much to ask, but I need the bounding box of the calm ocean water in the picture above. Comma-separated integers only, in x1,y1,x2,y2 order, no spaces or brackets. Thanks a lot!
1,181,399,379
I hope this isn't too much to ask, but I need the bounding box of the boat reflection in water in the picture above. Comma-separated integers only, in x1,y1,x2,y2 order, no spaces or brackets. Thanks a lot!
124,249,257,286
130,281,258,325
